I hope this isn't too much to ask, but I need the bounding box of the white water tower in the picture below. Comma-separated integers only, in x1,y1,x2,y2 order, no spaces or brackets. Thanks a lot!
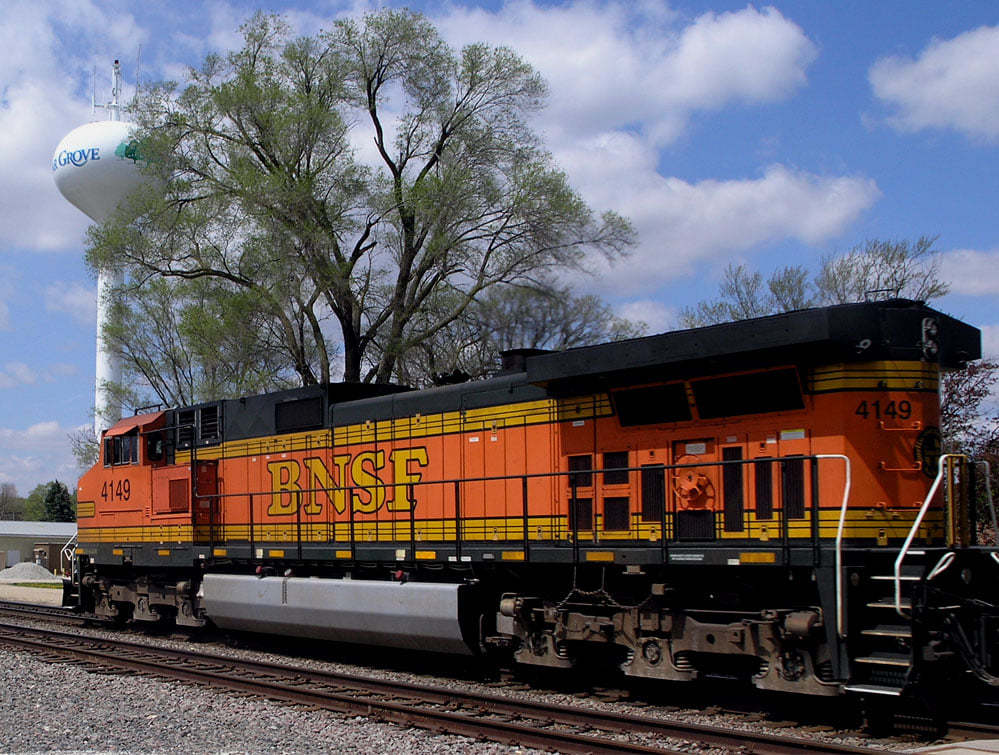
52,61,148,436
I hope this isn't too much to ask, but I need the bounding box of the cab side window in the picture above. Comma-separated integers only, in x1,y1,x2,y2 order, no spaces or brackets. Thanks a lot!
103,430,139,466
146,431,165,462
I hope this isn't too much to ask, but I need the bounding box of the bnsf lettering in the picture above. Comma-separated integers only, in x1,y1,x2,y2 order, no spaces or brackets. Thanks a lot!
266,447,429,516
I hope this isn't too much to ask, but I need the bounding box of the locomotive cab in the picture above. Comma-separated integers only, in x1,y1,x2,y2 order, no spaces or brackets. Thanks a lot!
76,410,207,625
80,411,168,524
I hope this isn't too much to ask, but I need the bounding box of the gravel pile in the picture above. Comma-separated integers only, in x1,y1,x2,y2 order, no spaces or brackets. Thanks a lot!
0,562,58,582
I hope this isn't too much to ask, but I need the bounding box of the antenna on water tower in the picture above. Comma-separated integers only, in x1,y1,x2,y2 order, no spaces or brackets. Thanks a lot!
52,59,149,437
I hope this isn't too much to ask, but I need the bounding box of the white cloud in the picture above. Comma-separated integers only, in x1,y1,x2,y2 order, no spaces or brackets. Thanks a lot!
0,420,84,494
941,249,999,296
430,3,872,291
0,363,37,389
616,299,677,335
49,363,78,379
870,25,999,141
0,0,864,301
45,281,96,326
169,2,245,61
18,420,62,442
981,325,999,359
576,152,880,291
0,267,17,330
0,360,75,389
436,2,817,147
659,6,816,107
0,1,136,253
0,78,92,251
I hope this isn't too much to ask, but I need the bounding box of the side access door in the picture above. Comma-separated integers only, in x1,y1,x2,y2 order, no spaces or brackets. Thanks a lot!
192,460,220,547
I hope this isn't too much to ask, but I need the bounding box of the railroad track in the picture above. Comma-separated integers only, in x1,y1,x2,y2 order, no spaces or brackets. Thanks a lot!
0,599,97,626
0,619,879,755
945,720,999,742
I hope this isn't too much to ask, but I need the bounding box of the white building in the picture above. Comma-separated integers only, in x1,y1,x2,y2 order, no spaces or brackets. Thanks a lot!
0,521,76,572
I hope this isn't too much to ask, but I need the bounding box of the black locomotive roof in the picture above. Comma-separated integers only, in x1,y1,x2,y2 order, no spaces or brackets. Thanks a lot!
174,298,979,442
522,299,980,391
219,382,410,440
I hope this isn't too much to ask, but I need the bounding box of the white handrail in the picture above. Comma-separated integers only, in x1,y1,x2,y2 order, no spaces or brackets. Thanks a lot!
60,531,77,581
927,551,955,581
894,454,962,617
818,454,852,639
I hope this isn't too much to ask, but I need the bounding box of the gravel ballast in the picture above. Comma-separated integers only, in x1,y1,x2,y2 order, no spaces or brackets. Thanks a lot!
0,647,542,754
0,587,918,754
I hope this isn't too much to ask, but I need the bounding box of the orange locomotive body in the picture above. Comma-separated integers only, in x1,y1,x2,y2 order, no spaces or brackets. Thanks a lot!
74,299,999,710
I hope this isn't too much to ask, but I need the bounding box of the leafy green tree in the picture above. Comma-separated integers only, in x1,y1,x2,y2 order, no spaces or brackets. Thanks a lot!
23,484,47,521
105,277,299,408
43,481,75,523
88,10,632,391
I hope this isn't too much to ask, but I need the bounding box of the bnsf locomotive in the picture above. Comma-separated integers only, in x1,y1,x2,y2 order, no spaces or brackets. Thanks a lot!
73,299,999,712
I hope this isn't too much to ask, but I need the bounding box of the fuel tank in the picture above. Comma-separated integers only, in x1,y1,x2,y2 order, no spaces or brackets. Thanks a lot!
201,574,476,655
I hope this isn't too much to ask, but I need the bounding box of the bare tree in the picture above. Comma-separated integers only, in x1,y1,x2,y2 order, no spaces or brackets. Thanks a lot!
679,238,996,497
0,483,21,520
941,359,999,453
394,280,645,385
815,236,948,304
681,237,948,330
105,277,299,408
680,263,813,327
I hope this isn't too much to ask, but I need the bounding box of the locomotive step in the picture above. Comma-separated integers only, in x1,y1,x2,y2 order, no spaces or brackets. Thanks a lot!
854,652,912,667
860,624,912,639
866,597,912,610
870,574,921,582
843,683,904,697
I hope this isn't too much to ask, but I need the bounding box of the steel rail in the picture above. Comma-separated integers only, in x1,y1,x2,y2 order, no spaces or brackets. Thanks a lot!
0,620,878,755
945,719,999,742
0,600,97,625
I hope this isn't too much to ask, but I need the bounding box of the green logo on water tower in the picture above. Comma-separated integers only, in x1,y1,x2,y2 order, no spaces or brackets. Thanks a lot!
114,139,144,162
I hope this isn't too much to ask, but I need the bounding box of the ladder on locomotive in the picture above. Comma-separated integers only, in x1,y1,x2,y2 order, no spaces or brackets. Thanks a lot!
844,455,996,697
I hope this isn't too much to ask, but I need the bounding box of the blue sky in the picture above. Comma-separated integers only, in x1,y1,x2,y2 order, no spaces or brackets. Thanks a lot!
2,0,998,494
